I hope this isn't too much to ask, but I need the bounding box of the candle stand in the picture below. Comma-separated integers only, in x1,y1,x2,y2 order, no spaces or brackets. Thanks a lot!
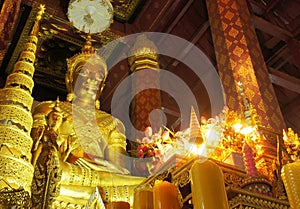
135,155,290,209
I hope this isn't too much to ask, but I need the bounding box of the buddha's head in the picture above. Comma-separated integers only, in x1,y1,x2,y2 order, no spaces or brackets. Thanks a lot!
47,98,63,131
66,35,107,108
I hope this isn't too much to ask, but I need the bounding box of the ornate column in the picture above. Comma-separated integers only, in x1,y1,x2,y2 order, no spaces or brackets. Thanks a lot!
0,0,22,66
0,5,44,207
128,35,161,137
206,0,285,132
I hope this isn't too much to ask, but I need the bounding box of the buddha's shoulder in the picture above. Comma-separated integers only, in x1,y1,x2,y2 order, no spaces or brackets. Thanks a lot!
32,101,72,116
33,101,123,126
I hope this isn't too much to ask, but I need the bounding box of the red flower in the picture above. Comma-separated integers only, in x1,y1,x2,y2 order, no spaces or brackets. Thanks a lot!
137,145,148,152
147,150,155,157
137,149,145,158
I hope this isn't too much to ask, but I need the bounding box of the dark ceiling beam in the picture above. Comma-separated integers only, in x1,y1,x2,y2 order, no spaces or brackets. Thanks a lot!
264,36,281,49
281,97,300,116
268,67,300,94
247,0,266,16
149,0,192,32
155,0,194,48
164,0,194,34
160,20,210,68
266,45,287,65
286,38,300,71
293,16,300,37
252,15,300,70
263,0,281,16
252,15,293,42
172,21,210,67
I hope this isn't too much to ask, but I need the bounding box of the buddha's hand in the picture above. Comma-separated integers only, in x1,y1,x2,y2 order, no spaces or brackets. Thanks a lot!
67,135,80,151
62,135,80,161
94,158,130,175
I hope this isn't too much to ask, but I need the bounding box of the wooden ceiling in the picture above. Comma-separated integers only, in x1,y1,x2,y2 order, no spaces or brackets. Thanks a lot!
1,0,299,134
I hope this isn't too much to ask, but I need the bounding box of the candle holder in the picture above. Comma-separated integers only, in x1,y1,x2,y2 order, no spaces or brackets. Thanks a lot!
133,184,153,209
153,180,181,209
105,201,130,209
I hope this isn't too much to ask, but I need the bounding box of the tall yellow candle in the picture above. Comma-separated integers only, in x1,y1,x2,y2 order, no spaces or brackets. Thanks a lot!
153,181,180,209
133,188,153,209
190,159,229,209
281,161,300,209
106,201,130,209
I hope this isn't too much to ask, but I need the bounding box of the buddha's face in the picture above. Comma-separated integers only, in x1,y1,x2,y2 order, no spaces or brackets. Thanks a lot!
74,63,106,103
47,111,63,130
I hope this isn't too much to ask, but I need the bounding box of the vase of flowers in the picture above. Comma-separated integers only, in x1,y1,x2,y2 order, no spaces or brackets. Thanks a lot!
132,126,194,175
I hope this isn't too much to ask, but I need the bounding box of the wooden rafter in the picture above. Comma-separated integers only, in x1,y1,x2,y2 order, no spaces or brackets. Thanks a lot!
172,21,210,67
269,67,300,94
252,15,293,41
263,0,281,16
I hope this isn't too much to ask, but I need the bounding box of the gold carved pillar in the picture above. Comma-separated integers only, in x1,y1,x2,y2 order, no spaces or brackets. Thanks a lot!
0,5,44,208
128,35,161,136
0,0,22,66
206,0,286,132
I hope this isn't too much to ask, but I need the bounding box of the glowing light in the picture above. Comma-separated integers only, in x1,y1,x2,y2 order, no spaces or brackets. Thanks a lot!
233,123,243,132
240,126,255,135
190,143,206,156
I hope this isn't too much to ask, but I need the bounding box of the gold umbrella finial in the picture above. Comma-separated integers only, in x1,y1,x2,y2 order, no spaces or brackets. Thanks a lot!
31,4,45,36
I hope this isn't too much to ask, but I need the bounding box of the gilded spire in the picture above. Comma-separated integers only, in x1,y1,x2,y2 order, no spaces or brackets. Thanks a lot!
81,34,95,54
189,106,204,145
30,4,45,36
128,34,159,71
0,4,44,197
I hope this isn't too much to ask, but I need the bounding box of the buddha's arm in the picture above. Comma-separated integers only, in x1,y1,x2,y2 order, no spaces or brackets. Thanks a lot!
60,161,144,187
105,121,128,172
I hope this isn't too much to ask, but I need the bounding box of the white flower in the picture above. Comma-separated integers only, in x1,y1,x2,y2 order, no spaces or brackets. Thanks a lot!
144,126,153,138
161,130,170,140
142,136,153,144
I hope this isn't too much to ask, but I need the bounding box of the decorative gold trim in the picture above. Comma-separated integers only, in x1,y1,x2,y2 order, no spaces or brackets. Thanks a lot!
0,5,44,203
0,186,31,208
0,125,33,158
128,34,159,72
0,88,33,111
0,154,34,192
0,105,33,132
5,74,34,93
114,0,146,22
227,187,290,208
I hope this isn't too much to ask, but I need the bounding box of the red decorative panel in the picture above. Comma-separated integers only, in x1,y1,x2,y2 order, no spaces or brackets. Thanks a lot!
131,69,161,134
206,0,286,132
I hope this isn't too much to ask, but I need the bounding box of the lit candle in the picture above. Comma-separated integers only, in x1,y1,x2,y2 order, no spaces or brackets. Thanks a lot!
153,181,180,209
190,159,229,209
106,201,130,209
133,187,153,209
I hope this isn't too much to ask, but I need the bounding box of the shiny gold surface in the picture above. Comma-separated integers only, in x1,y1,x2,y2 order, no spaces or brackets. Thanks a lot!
0,186,31,208
30,34,144,208
227,187,290,209
0,4,45,208
0,2,297,208
114,0,145,22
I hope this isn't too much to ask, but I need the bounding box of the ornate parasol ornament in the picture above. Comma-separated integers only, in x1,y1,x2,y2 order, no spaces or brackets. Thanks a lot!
67,0,114,34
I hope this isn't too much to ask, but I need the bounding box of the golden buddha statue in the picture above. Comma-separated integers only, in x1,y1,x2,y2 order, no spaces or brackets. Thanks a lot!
30,36,144,208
